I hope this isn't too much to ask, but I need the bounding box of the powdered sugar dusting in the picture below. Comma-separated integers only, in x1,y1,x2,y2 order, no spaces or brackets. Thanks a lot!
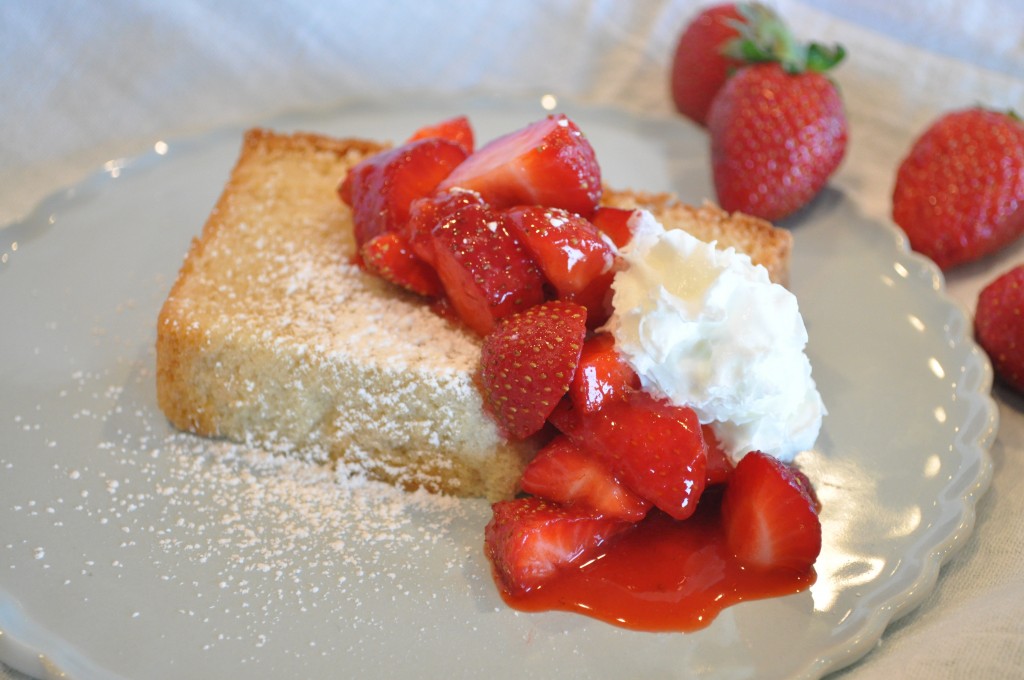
151,435,465,571
5,359,487,663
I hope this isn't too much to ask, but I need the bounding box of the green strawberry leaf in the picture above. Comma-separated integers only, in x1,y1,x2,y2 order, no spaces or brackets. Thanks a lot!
806,43,846,72
721,2,845,74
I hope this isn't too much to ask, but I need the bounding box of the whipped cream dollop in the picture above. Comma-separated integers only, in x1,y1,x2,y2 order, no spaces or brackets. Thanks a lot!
604,210,825,463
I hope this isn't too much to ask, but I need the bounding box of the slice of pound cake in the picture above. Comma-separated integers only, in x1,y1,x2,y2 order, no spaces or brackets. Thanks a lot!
156,123,792,500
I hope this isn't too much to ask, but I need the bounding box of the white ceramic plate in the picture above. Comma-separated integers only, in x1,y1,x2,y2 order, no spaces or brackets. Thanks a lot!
0,97,997,680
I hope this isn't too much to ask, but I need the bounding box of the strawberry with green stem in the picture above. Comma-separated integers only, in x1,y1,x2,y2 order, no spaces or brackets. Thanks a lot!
708,60,847,222
671,2,846,128
672,3,848,221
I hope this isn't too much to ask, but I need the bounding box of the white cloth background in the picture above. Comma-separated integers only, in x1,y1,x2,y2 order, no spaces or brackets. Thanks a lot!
2,1,1023,678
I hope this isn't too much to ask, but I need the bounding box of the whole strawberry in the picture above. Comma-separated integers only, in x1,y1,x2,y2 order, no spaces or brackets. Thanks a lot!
975,264,1024,394
709,64,847,221
670,3,747,126
892,108,1024,270
705,18,847,221
670,3,820,130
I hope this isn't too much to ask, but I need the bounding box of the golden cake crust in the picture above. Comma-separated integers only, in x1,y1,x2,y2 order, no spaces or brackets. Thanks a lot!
601,188,792,285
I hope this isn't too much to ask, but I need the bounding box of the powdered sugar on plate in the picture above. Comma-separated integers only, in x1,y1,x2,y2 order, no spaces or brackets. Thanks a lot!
150,434,466,574
3,355,488,664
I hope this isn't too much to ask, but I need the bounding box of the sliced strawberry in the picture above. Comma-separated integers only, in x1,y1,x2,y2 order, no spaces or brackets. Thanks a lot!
546,395,582,436
573,270,617,329
339,138,468,247
429,203,546,336
406,114,475,153
701,424,735,487
485,497,633,595
568,333,640,414
502,205,616,323
519,436,651,521
405,188,486,267
721,451,822,573
502,206,615,293
438,114,602,217
479,300,588,438
789,465,821,513
360,231,443,298
590,206,637,248
564,391,707,520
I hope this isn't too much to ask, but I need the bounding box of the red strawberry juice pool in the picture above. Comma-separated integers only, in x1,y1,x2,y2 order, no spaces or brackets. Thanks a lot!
494,489,814,632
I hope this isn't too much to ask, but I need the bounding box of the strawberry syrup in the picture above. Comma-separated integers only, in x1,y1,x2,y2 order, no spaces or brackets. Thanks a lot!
494,489,815,632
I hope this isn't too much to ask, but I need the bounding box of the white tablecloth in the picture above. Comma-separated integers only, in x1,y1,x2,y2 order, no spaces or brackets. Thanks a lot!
2,1,1023,678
